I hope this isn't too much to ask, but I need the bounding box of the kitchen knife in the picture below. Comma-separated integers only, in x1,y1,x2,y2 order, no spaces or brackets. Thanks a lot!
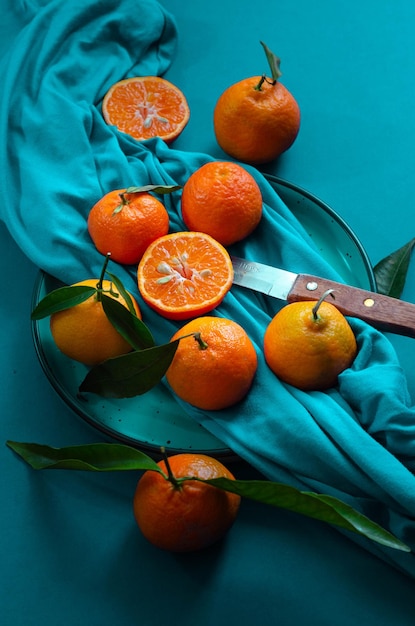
231,256,415,338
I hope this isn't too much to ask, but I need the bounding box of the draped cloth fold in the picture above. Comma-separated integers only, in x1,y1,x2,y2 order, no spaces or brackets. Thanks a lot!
2,0,415,577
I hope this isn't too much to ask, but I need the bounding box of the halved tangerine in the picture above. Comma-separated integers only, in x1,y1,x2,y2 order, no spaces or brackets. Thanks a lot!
137,232,234,320
102,76,190,143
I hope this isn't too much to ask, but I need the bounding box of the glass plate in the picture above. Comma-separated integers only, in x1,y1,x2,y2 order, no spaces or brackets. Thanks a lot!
31,176,376,459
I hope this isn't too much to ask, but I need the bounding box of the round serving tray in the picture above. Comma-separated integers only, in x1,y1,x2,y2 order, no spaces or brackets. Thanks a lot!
31,176,376,459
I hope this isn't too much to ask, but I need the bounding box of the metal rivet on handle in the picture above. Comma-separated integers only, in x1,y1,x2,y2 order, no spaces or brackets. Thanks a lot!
364,298,375,308
306,281,318,291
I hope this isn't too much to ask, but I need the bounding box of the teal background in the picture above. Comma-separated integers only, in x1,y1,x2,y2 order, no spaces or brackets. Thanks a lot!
2,1,415,624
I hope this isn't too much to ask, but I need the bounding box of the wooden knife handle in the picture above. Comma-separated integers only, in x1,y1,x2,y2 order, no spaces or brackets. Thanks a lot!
288,274,415,338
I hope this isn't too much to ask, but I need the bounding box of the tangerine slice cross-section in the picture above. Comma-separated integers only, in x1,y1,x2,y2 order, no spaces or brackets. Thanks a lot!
137,232,234,320
102,76,190,144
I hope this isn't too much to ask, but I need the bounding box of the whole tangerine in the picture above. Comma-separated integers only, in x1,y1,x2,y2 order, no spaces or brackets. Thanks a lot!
88,188,170,265
213,43,300,164
133,452,241,552
181,161,263,246
166,316,258,410
264,298,357,390
50,279,142,366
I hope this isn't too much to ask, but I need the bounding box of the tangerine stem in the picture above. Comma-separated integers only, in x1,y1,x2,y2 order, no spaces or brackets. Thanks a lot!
254,75,267,91
96,253,111,300
312,289,335,320
113,192,129,215
254,74,277,91
160,446,181,489
193,332,208,350
176,332,208,349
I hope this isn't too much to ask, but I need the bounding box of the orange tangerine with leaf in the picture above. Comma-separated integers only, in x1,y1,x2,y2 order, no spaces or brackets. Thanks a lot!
50,279,142,366
87,187,171,265
133,452,241,552
213,42,300,164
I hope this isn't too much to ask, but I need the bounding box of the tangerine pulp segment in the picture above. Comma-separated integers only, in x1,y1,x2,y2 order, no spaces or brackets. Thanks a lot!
102,76,190,143
137,232,234,320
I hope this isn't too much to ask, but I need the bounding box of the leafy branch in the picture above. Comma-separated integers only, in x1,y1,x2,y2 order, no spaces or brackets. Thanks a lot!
6,440,410,553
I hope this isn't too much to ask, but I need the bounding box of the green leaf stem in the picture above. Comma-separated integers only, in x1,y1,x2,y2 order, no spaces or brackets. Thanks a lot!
79,339,180,397
31,285,97,320
260,41,282,83
6,440,410,552
374,237,415,298
106,271,139,315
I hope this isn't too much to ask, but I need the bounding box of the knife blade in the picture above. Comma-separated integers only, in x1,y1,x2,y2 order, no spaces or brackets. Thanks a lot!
231,256,415,338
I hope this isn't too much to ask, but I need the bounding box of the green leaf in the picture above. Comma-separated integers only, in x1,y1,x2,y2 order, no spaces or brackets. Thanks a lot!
203,477,410,552
125,184,182,195
260,41,282,82
106,272,139,316
6,441,162,472
373,237,415,298
79,339,180,397
31,285,97,320
6,440,410,552
100,294,155,350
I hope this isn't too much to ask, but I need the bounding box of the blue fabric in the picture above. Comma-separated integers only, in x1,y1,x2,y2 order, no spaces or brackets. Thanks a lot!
2,0,415,577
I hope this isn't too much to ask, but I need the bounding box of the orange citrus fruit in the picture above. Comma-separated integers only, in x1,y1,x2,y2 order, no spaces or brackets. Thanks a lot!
137,231,234,320
213,75,300,165
166,316,258,410
181,161,263,246
263,300,357,390
50,279,141,366
133,453,241,552
87,188,169,265
102,76,190,143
